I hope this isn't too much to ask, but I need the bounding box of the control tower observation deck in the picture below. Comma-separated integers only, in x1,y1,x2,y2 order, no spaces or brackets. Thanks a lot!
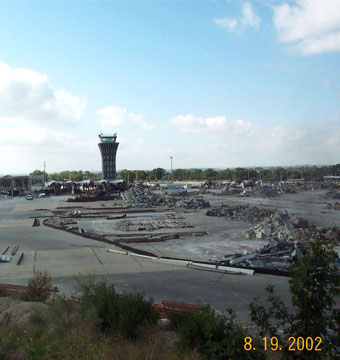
98,133,119,180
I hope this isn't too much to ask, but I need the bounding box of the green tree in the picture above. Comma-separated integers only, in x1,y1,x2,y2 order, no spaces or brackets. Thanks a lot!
48,172,61,181
234,167,249,181
151,168,166,181
135,170,147,182
117,169,127,180
203,168,217,181
117,169,135,182
77,279,158,340
219,169,233,180
170,307,264,360
22,271,53,303
59,171,71,180
29,170,44,176
188,168,203,181
70,170,84,181
84,170,92,180
250,237,340,359
173,168,185,181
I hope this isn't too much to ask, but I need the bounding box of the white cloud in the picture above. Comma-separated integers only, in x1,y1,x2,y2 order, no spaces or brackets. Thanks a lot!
170,113,340,166
241,2,261,28
0,122,99,173
273,0,340,54
97,105,155,130
170,114,255,137
214,17,238,31
214,2,261,32
0,61,90,173
0,61,86,125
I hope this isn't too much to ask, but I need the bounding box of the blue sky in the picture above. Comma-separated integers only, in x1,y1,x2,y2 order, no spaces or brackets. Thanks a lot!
0,0,340,173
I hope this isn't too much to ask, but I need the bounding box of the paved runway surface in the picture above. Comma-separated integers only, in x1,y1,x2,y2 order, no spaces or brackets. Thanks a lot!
0,196,291,322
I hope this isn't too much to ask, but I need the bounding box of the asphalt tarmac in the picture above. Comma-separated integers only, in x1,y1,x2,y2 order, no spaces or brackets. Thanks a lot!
0,196,291,322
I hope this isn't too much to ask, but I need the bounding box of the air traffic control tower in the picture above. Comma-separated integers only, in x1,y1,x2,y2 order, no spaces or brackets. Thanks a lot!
98,133,119,180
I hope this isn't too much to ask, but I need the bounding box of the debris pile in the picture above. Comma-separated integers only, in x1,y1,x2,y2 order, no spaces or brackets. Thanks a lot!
67,193,119,202
207,204,340,245
279,186,297,194
122,185,162,205
166,197,210,209
243,213,340,245
242,212,312,241
123,184,210,209
249,189,279,198
326,202,340,210
316,225,340,244
221,240,306,271
118,216,194,232
206,205,275,222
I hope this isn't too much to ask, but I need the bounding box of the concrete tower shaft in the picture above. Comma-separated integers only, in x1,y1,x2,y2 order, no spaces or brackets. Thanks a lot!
98,133,119,180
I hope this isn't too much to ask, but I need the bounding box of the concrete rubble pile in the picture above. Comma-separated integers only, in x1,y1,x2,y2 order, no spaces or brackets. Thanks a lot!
279,185,297,194
122,185,163,205
207,204,340,245
326,202,340,210
221,240,306,271
243,213,340,245
206,204,275,222
249,189,279,198
242,211,313,241
123,184,210,209
165,197,210,209
118,216,194,231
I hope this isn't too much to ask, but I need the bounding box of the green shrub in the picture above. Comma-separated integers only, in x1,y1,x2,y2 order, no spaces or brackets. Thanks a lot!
250,237,340,359
77,278,158,340
168,311,187,331
170,306,264,360
22,271,53,303
31,295,79,338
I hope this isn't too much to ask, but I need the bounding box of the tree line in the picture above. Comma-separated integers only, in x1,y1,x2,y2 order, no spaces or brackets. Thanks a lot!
30,164,340,183
118,164,340,182
30,170,98,182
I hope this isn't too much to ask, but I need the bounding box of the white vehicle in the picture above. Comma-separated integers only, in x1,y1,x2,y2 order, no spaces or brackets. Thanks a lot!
38,193,46,198
25,194,33,200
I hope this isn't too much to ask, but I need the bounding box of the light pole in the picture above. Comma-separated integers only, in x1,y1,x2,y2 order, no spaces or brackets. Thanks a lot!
170,156,173,183
43,161,46,189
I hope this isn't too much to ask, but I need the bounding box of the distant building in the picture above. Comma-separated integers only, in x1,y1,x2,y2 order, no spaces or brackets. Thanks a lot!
29,174,45,191
98,133,119,180
0,176,30,194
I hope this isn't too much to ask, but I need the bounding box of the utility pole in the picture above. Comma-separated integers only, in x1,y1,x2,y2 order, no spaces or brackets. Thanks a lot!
43,161,46,189
170,156,173,183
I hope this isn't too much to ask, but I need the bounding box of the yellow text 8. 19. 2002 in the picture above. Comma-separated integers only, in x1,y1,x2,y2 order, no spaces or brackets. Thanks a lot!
244,336,322,352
